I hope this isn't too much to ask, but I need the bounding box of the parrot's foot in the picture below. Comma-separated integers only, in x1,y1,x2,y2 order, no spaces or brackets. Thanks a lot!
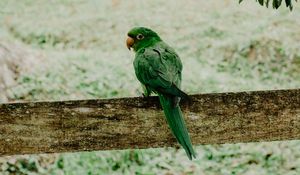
142,93,150,98
186,95,193,106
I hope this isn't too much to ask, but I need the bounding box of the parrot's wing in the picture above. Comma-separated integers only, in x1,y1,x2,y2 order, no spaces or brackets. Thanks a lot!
134,44,188,100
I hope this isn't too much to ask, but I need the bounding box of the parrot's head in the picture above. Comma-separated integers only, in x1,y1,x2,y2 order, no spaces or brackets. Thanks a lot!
126,27,162,52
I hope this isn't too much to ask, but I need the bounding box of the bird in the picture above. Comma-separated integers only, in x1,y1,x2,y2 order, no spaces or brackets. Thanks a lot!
126,27,196,160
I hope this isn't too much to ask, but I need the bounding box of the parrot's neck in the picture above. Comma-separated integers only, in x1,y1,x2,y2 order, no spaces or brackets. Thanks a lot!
134,37,162,52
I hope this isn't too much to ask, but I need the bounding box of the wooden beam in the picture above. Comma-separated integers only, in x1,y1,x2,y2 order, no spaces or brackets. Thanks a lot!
0,89,299,156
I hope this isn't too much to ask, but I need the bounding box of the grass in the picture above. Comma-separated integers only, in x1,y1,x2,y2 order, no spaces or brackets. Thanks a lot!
0,0,300,174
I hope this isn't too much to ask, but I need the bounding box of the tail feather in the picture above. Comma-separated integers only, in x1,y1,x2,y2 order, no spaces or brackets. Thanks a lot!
158,94,196,160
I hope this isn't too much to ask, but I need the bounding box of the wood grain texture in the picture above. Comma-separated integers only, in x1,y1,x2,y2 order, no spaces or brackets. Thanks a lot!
0,89,299,156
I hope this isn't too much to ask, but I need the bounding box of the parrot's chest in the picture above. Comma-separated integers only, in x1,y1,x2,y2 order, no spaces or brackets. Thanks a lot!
133,55,149,84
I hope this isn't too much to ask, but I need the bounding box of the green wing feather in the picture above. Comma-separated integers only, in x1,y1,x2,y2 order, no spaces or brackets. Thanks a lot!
134,42,196,160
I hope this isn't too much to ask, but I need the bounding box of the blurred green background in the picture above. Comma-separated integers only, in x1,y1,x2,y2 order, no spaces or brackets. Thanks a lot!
0,0,300,174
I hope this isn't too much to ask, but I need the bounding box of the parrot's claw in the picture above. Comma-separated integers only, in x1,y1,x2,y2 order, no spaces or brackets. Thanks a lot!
142,93,149,98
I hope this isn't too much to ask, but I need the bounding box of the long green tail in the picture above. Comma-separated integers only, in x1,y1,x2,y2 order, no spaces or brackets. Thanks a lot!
158,94,196,160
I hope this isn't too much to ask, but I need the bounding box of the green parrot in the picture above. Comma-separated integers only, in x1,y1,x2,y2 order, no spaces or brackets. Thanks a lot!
126,27,196,160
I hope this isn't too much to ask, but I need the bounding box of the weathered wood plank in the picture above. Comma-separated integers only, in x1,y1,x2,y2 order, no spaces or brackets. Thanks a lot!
0,89,299,156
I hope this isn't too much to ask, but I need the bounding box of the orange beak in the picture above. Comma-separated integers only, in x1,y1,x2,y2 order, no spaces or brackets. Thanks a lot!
126,37,134,50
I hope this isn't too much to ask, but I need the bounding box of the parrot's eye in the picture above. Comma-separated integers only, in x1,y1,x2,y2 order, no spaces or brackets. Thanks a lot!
136,34,144,40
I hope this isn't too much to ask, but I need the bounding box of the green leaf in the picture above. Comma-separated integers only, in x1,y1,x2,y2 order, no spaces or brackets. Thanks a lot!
258,0,264,5
238,0,296,10
278,0,283,8
266,0,271,7
285,0,291,6
273,0,278,8
285,0,294,10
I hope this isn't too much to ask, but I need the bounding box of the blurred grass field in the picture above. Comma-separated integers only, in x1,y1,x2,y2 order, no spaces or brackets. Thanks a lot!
0,0,300,174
